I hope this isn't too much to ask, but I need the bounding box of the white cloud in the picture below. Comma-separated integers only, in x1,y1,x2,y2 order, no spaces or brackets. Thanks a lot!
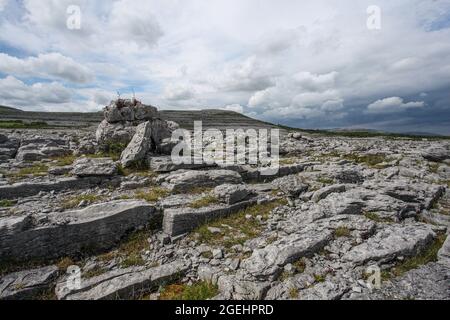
0,0,8,11
222,104,244,113
0,76,72,107
0,53,94,83
367,97,425,114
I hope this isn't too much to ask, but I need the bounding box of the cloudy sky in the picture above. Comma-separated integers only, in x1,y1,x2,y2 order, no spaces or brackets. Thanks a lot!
1,0,450,134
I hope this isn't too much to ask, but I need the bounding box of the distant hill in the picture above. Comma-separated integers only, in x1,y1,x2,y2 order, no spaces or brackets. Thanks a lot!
0,105,23,113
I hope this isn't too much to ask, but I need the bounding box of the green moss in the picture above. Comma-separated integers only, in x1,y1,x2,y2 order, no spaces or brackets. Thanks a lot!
381,234,447,280
192,200,288,250
189,195,220,209
279,158,297,165
135,187,170,202
159,281,218,300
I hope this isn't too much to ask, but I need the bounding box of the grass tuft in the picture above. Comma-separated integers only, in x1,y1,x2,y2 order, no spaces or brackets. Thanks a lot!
192,200,288,250
159,281,218,300
189,195,220,209
334,226,351,238
135,188,170,202
61,194,105,210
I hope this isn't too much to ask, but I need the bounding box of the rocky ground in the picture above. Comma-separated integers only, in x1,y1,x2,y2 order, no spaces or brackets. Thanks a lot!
0,100,449,300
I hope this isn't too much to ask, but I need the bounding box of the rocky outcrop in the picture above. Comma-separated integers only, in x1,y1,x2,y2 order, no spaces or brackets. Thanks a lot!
15,137,70,162
214,184,253,205
0,265,59,300
104,99,158,123
0,135,19,161
0,201,158,262
120,122,153,167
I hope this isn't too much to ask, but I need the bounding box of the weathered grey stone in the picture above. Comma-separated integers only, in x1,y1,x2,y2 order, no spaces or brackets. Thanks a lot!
0,134,8,144
312,184,346,202
0,137,19,161
343,223,436,265
16,137,70,162
0,201,158,262
335,169,364,184
271,175,308,197
120,121,152,167
0,176,112,200
242,227,334,279
0,265,59,300
163,198,259,237
58,260,188,300
218,274,271,300
422,146,450,162
297,280,350,300
162,169,242,193
347,263,450,300
104,99,158,123
438,235,450,266
48,165,73,176
214,184,253,205
95,119,136,145
71,157,118,177
148,156,215,172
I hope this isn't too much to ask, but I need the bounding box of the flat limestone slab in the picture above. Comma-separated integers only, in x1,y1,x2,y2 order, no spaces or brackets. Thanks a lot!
0,176,115,200
0,265,59,300
0,201,158,262
57,260,188,300
163,198,259,237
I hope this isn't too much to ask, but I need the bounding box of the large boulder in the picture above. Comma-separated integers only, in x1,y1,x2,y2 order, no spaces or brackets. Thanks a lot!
0,134,7,144
104,99,158,123
0,137,19,161
422,146,450,162
120,121,153,167
95,119,136,146
0,201,158,262
71,157,118,177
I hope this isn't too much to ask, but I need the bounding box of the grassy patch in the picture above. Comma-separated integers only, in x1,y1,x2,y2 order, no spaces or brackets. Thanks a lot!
99,229,150,268
90,142,127,161
381,233,447,280
159,281,218,300
289,287,299,299
52,154,76,166
279,158,297,165
135,187,170,202
0,200,16,207
8,164,49,181
192,200,287,250
56,257,75,271
364,212,394,223
428,162,440,174
314,274,326,283
344,153,393,168
83,266,108,279
0,120,51,129
334,226,351,238
316,176,335,185
61,194,105,210
189,195,220,209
